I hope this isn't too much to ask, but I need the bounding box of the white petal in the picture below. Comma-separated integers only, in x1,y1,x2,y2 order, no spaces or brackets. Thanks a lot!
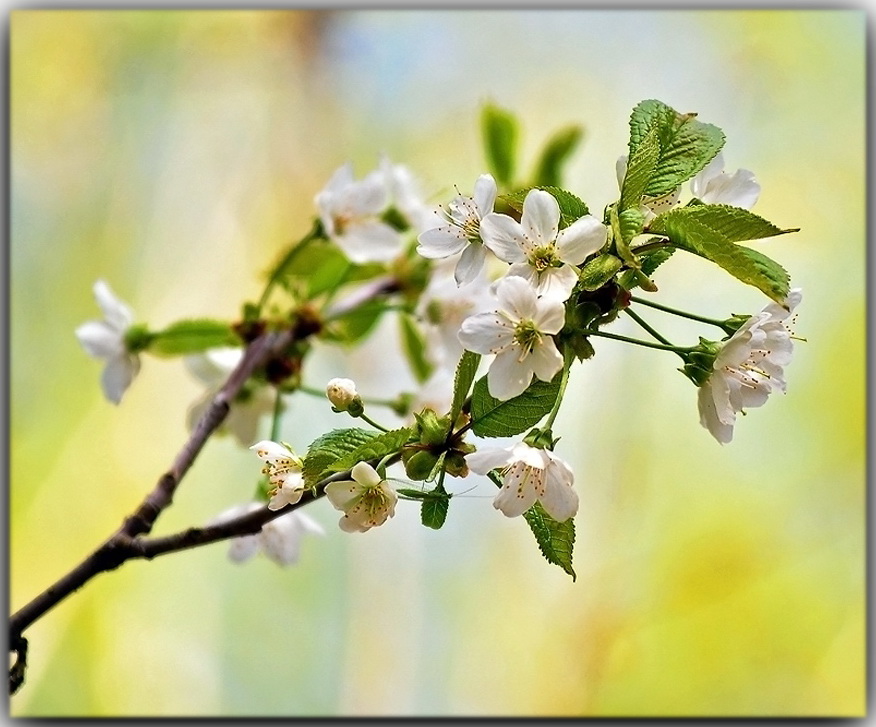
494,274,538,322
227,534,260,563
493,467,539,517
529,337,563,382
338,513,368,533
479,213,527,263
344,173,389,216
487,348,533,401
324,480,361,511
321,162,354,197
250,440,293,462
532,296,567,335
540,460,578,521
260,521,303,566
226,406,263,448
267,483,303,511
556,215,608,265
521,189,559,246
458,313,514,355
615,155,629,191
295,510,326,536
702,169,760,209
101,355,139,404
184,347,240,386
690,152,725,199
93,279,133,332
334,220,401,264
76,321,124,359
509,442,548,469
697,381,733,444
465,446,515,474
534,265,578,303
473,174,498,217
417,226,468,259
454,243,487,285
351,461,383,488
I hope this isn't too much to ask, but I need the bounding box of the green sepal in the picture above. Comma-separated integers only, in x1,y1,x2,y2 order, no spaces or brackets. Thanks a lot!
399,312,434,384
502,186,589,228
531,124,583,188
470,373,562,438
302,428,380,488
481,102,519,187
618,244,675,291
578,254,623,292
146,319,240,356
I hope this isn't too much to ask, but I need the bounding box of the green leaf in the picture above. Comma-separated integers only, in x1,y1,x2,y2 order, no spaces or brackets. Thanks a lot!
451,351,480,421
619,123,660,211
531,124,583,187
652,204,799,244
275,240,349,298
421,491,450,529
523,501,576,580
398,313,434,385
579,253,623,291
628,99,725,197
328,427,414,473
322,299,385,345
302,428,379,487
649,205,795,302
501,186,589,228
147,319,239,356
470,373,562,438
481,102,518,186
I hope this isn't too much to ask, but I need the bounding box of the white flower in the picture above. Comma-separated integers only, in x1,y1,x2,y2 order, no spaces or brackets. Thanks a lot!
416,263,495,368
210,502,324,567
380,155,442,234
615,155,681,222
315,162,402,264
416,173,498,285
690,152,760,209
325,377,359,410
324,461,398,533
185,348,275,446
75,279,140,405
698,288,802,444
480,188,607,302
250,440,306,510
458,275,565,401
466,442,578,521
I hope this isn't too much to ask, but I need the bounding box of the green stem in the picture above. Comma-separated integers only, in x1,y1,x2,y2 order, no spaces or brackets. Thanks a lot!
269,387,284,441
358,413,390,433
630,295,729,329
543,348,573,432
624,308,672,346
581,328,693,354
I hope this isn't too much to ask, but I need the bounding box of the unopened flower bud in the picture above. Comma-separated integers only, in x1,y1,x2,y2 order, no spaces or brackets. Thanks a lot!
326,377,362,413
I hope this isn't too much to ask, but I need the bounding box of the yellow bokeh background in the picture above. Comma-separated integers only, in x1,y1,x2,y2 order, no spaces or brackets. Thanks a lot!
10,9,865,716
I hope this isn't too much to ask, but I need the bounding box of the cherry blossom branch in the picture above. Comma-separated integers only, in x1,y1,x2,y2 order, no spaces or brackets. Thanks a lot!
8,329,293,689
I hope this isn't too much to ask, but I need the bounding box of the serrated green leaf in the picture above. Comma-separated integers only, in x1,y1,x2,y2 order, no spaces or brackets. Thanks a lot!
399,313,433,385
302,428,378,487
651,204,798,243
421,492,450,529
481,102,518,187
451,351,480,421
532,124,583,187
649,206,793,303
579,253,623,291
328,427,414,473
628,99,725,197
523,501,576,580
620,124,660,211
470,373,562,438
147,319,239,356
501,186,589,229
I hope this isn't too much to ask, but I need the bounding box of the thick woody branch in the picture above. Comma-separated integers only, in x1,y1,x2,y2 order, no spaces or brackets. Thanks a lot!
9,329,293,649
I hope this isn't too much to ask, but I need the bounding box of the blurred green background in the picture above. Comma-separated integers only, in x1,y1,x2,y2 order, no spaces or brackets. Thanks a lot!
10,9,865,717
